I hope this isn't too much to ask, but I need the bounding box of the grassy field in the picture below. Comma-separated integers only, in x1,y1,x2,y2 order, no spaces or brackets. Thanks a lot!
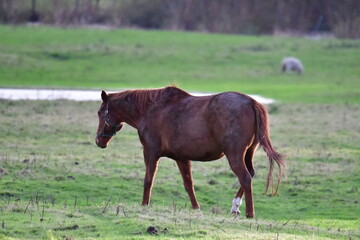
0,25,359,240
0,25,359,103
0,100,359,240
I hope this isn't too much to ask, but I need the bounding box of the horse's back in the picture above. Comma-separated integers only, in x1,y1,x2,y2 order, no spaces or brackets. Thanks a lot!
164,91,256,141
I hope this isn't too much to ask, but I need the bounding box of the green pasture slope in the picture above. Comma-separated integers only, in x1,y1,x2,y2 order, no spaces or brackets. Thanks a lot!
0,25,359,103
0,25,359,240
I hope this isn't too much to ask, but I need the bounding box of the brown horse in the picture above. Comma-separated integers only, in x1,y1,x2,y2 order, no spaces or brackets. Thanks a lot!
95,86,284,218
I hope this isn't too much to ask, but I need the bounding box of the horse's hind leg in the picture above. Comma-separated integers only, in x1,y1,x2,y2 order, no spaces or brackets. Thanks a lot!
226,147,255,218
230,145,257,215
245,144,257,178
230,188,244,215
176,160,200,209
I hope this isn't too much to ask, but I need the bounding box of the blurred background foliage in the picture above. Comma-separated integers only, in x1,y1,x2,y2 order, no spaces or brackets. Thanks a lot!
0,0,359,38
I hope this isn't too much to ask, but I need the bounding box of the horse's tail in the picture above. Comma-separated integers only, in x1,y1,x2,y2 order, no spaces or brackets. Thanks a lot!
253,101,285,196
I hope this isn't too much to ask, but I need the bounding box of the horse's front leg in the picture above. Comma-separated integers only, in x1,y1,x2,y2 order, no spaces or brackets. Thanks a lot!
176,160,200,209
142,152,160,206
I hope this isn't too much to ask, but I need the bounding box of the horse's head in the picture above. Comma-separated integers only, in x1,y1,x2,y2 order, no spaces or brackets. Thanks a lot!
95,91,123,148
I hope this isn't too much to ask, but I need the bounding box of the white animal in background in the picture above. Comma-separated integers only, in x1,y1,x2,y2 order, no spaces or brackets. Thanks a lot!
281,57,303,75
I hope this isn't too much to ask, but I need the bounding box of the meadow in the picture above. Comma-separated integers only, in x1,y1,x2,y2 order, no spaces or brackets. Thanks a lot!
0,25,359,239
0,25,359,103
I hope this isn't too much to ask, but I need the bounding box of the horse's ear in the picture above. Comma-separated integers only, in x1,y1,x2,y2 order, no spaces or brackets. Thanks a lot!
101,90,108,102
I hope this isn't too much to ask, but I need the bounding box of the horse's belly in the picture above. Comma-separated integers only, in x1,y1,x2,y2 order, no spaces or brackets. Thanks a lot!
189,150,224,161
165,150,224,161
165,140,224,161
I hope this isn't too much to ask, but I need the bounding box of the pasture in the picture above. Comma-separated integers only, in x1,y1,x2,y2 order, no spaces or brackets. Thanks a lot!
0,26,359,239
0,25,359,103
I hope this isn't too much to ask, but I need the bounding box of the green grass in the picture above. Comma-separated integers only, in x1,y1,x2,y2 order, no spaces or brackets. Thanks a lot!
0,26,359,239
0,25,360,103
0,101,359,240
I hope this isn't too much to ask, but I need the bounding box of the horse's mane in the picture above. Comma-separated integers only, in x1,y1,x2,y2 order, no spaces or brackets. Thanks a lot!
111,86,190,114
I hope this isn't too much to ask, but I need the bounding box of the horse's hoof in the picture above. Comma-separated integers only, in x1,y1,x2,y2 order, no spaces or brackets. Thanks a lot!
246,213,254,218
230,197,242,215
192,205,200,209
230,209,240,215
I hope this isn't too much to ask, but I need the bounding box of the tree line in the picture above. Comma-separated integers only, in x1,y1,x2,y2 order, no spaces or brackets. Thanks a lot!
0,0,359,38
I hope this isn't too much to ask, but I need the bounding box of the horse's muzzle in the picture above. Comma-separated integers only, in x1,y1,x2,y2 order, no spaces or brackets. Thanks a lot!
95,137,107,148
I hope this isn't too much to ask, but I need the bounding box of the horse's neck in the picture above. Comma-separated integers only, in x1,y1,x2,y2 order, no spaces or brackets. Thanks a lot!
114,87,189,128
111,100,141,129
123,105,142,129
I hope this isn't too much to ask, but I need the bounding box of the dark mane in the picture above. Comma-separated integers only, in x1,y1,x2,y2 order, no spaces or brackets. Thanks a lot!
111,86,190,114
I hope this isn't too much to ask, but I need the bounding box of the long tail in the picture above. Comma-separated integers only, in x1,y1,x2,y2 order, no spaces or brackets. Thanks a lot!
253,101,285,196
